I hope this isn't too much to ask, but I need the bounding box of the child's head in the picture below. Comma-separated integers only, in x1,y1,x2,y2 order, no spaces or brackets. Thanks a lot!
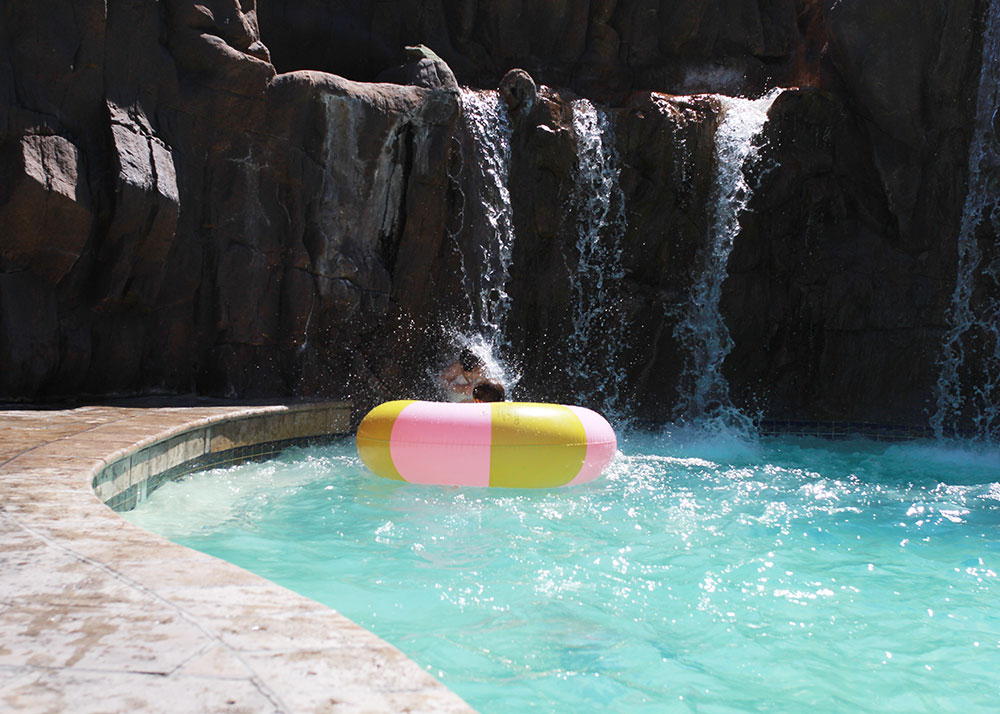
473,380,505,403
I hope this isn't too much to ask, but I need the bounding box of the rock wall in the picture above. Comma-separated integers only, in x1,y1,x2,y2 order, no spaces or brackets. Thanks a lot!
0,0,461,406
722,0,984,424
256,0,827,99
0,0,994,428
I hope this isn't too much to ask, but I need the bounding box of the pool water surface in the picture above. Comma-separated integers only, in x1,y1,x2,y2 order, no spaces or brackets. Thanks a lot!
125,430,1000,712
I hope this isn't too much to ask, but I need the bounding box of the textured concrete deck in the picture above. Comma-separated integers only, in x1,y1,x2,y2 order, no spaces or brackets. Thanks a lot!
0,402,475,713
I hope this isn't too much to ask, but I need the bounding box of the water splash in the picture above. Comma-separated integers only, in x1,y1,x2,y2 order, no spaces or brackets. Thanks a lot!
564,99,628,416
433,332,522,400
932,0,1000,441
673,89,782,434
458,89,516,340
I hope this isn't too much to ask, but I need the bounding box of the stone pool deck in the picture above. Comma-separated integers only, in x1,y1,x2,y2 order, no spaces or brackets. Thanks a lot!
0,401,475,713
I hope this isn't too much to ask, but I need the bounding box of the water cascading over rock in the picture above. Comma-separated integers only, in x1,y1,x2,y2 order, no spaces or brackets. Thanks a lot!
432,87,522,393
456,89,516,341
673,89,782,431
932,0,1000,441
564,98,628,415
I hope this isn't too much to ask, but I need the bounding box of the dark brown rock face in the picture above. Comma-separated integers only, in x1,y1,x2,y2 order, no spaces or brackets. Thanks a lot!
0,0,995,431
256,0,827,99
0,0,459,405
0,135,92,285
715,0,987,426
723,89,951,423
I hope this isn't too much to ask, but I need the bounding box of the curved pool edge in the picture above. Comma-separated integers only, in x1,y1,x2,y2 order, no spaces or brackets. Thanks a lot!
0,401,477,714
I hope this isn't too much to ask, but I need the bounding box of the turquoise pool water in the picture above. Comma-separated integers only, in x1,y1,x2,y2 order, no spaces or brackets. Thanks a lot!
126,431,1000,712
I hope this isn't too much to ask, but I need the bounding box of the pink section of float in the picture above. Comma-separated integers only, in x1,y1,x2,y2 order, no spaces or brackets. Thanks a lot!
565,405,618,486
390,401,493,486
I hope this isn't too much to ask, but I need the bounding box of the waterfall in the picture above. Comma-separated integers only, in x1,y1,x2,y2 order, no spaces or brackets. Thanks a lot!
932,0,1000,441
457,89,516,340
673,89,782,431
435,90,519,397
564,99,628,415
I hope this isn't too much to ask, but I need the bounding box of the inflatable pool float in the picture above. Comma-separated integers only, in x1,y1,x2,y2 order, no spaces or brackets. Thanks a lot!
356,400,617,488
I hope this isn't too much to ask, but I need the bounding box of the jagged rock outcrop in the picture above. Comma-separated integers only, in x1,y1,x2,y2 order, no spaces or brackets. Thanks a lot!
0,0,994,430
377,44,461,92
499,69,537,114
100,104,180,308
0,134,92,285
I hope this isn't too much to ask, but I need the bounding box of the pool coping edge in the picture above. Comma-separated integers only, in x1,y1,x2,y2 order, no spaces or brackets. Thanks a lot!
0,402,477,714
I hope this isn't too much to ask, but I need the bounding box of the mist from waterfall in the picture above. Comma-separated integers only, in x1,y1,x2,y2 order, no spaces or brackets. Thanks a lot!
564,99,628,416
932,0,1000,441
672,89,782,433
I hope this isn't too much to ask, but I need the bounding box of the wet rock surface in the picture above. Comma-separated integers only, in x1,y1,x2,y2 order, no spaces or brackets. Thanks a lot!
0,0,994,427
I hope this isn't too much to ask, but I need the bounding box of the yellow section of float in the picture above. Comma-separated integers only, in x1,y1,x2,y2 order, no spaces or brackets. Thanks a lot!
355,399,413,482
488,402,587,488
